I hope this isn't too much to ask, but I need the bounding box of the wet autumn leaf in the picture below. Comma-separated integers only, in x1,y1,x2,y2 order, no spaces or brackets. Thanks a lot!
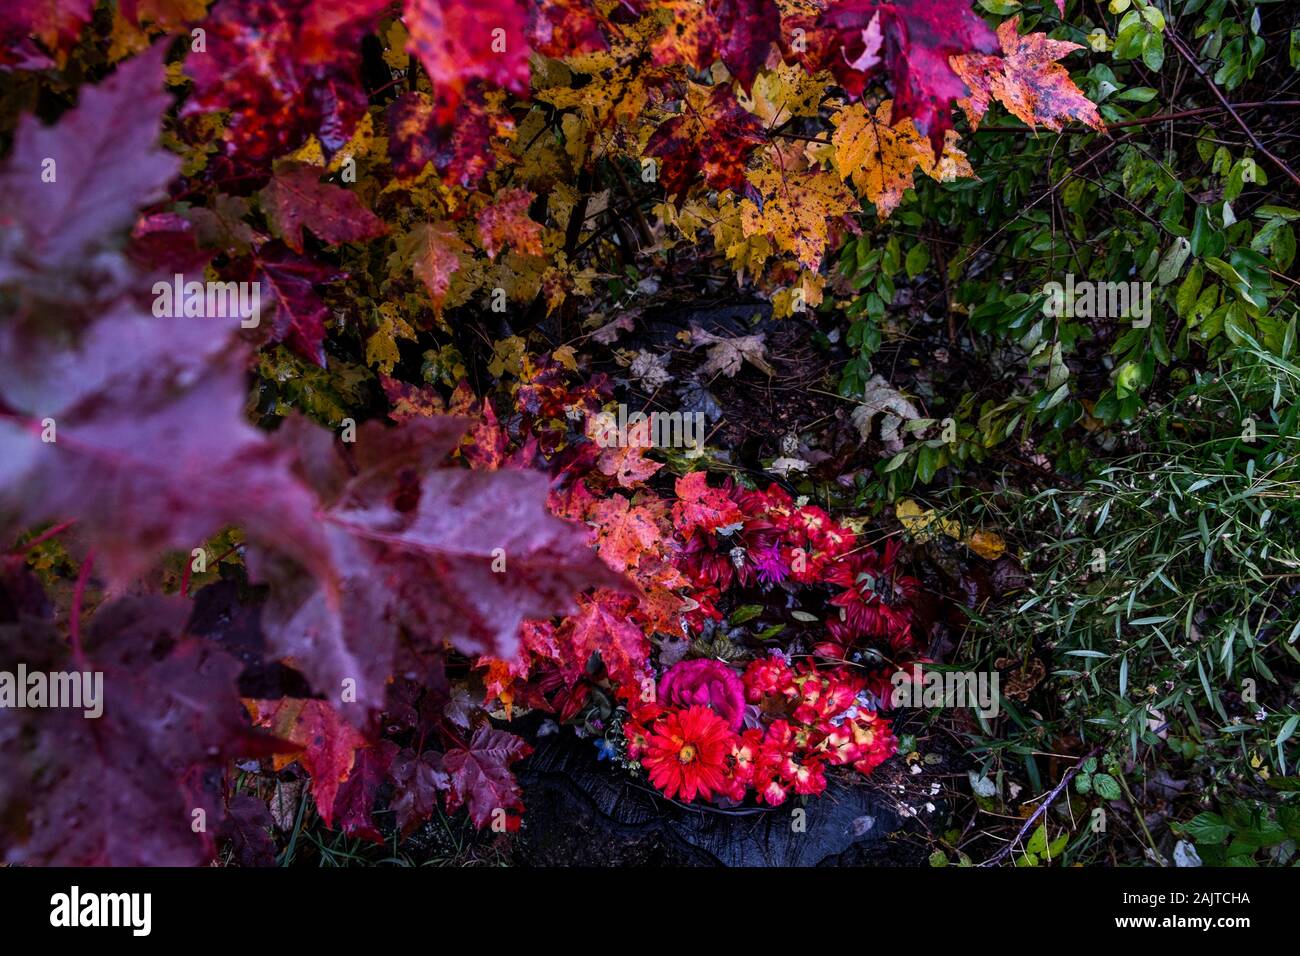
951,16,1105,133
441,725,532,829
477,187,545,260
260,162,386,253
821,0,998,154
829,99,971,218
392,221,469,317
246,697,370,828
645,83,767,199
405,0,531,104
0,594,274,866
740,151,857,270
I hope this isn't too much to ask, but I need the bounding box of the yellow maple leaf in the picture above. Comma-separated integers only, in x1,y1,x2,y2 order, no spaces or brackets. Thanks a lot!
829,100,974,217
365,302,417,375
737,63,828,128
740,150,857,271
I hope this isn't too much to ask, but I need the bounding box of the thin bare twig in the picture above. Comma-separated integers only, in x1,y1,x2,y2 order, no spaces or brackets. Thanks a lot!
1166,28,1300,190
978,746,1102,867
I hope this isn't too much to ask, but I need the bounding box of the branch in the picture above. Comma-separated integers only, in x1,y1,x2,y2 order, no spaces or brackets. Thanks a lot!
1166,28,1300,190
976,100,1300,134
978,745,1102,867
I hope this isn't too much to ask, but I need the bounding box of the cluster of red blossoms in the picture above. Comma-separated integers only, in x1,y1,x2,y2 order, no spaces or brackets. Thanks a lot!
623,657,897,805
458,357,922,806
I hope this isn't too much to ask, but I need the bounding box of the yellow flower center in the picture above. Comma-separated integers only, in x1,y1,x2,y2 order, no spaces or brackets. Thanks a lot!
678,744,697,764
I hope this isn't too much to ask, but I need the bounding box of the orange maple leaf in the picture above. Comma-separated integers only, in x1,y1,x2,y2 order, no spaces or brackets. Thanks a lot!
597,432,664,488
829,99,971,218
393,220,468,316
951,16,1104,133
740,149,858,270
590,494,664,571
476,187,545,260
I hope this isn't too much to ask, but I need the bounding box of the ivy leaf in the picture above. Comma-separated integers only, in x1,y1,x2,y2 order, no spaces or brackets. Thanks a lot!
260,162,387,253
441,724,532,828
951,17,1104,133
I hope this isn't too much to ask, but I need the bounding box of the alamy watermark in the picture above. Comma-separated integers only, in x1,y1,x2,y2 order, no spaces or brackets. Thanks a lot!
152,273,261,328
591,404,705,450
1042,273,1151,328
890,665,1000,719
50,886,151,936
0,664,103,718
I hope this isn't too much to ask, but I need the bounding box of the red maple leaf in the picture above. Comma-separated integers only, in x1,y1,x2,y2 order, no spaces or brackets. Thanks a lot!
251,415,625,724
332,740,398,841
0,590,278,866
249,243,347,366
645,83,767,199
527,0,608,57
405,0,532,106
0,305,331,588
390,747,452,835
260,162,387,253
556,589,651,687
246,697,371,828
387,86,517,186
220,794,278,867
183,0,390,159
0,45,178,281
672,470,744,536
713,0,782,90
441,724,532,828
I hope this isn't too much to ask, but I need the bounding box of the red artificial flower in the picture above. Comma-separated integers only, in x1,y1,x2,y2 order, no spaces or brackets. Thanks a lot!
641,705,736,801
743,655,794,702
659,658,747,730
822,539,920,651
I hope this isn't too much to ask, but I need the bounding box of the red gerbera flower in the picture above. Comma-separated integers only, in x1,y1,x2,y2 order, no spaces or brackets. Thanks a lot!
641,705,737,802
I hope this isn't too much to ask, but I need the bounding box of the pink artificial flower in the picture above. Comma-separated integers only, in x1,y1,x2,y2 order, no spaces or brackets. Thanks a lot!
659,658,747,730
